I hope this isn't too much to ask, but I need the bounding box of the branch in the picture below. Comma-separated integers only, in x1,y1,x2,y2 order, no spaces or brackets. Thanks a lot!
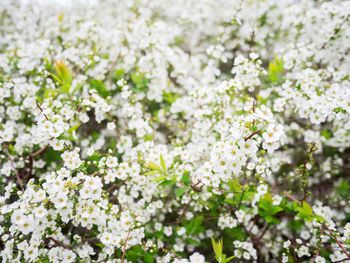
244,130,260,142
301,142,316,202
30,144,49,158
285,192,300,204
323,224,350,260
36,101,49,121
175,198,193,224
312,225,324,263
26,144,49,179
121,216,137,263
49,237,72,250
3,144,24,192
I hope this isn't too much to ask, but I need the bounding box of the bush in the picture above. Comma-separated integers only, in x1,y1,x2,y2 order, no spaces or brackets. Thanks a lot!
0,0,350,262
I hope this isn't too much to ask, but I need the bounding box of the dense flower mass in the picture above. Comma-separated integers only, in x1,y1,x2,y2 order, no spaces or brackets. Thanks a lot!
0,0,350,262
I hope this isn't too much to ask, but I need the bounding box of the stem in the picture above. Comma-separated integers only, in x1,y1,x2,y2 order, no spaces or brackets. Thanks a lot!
121,217,137,263
176,198,193,224
285,192,300,204
312,225,324,263
323,224,350,260
36,101,49,121
301,142,316,202
244,130,260,142
3,144,24,192
30,144,49,157
49,237,72,250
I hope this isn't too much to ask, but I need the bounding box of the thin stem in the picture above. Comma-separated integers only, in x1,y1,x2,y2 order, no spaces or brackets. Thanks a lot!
3,144,24,192
121,216,137,263
244,130,260,142
301,142,316,202
323,224,350,260
312,225,324,263
36,101,49,121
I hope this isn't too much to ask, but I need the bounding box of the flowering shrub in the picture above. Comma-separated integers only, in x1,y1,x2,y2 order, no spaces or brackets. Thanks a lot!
0,0,350,262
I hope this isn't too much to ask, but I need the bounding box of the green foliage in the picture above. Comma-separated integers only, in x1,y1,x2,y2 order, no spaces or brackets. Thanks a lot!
185,216,204,236
258,193,283,224
50,61,72,92
211,238,236,263
296,201,313,221
336,180,349,198
90,79,109,98
176,187,186,197
131,71,149,92
267,56,284,83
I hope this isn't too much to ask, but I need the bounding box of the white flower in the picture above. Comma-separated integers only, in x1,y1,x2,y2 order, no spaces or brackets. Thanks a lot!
33,205,47,218
189,252,205,263
87,147,94,156
315,256,325,263
51,139,64,151
257,184,268,195
106,156,118,168
107,122,116,130
272,195,282,205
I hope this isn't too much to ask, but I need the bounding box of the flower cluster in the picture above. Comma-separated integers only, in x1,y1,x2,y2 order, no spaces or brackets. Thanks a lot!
0,0,350,262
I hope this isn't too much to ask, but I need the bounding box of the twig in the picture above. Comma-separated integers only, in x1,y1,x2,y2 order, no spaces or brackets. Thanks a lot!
312,225,324,263
30,144,49,157
301,142,316,202
321,14,349,49
3,144,24,192
49,237,72,250
244,130,260,142
285,192,300,204
285,193,350,260
176,198,193,224
256,224,269,242
36,101,49,121
64,142,71,151
26,144,49,179
323,224,350,260
121,216,137,263
248,22,256,55
332,258,350,263
237,189,246,209
73,179,86,195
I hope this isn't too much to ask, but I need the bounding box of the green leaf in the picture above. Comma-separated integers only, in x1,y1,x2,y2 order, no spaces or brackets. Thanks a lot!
302,201,313,216
211,237,223,261
152,175,167,182
68,123,81,134
144,170,159,176
176,187,186,197
320,130,331,139
313,215,326,223
62,84,70,93
258,209,281,224
228,178,242,192
181,172,191,185
96,243,105,248
186,216,204,236
146,161,161,171
224,198,234,205
185,238,200,245
158,180,175,186
267,56,284,83
223,255,236,263
49,72,63,85
144,253,154,263
336,180,349,198
269,206,283,215
160,154,166,171
296,201,313,221
90,79,108,98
